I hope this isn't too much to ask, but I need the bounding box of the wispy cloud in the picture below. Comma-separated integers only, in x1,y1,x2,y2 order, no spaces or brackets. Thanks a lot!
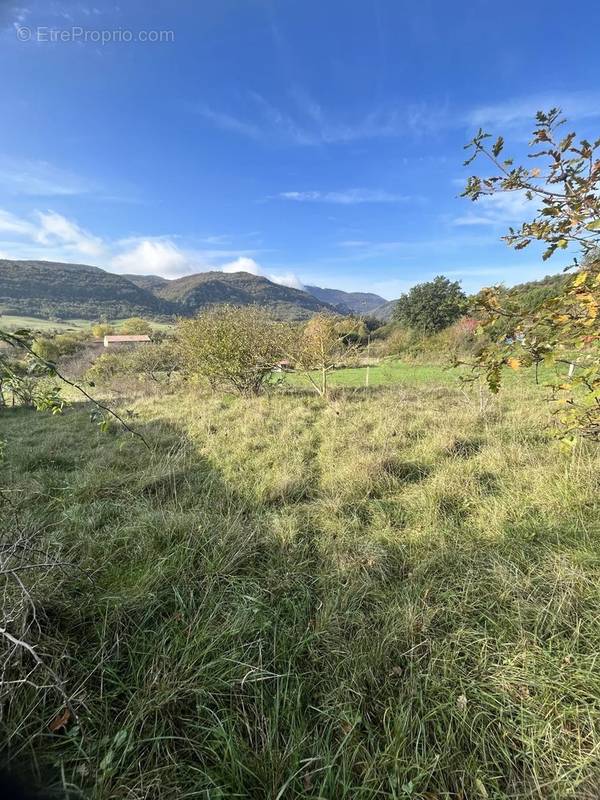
0,4,30,31
278,189,410,205
467,91,600,128
0,208,103,257
196,105,262,140
197,86,450,146
36,210,104,256
0,157,97,197
453,191,534,226
197,87,600,147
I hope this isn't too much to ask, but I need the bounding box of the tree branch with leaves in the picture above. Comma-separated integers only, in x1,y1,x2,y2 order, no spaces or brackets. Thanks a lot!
462,109,600,442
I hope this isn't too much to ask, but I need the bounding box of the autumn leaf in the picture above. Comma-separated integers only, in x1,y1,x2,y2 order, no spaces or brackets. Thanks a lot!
48,708,71,733
506,357,521,370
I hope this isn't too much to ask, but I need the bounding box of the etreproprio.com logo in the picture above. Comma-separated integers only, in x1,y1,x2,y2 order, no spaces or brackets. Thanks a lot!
15,26,175,44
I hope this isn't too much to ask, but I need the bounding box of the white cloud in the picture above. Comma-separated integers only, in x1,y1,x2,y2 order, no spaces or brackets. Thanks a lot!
453,191,534,227
267,271,305,290
196,106,262,140
198,89,600,149
0,158,95,196
467,91,600,128
278,189,409,205
222,256,262,276
198,87,450,147
110,239,193,277
0,208,104,258
0,209,37,238
35,210,104,257
222,256,304,290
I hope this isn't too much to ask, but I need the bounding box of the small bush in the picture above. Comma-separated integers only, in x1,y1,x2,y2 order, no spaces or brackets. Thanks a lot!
176,306,293,395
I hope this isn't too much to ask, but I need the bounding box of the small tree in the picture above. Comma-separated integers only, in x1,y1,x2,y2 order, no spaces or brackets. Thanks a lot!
176,306,292,395
292,313,360,397
128,340,179,382
120,317,153,335
92,322,114,338
393,276,467,333
31,337,60,364
87,341,180,388
462,108,600,441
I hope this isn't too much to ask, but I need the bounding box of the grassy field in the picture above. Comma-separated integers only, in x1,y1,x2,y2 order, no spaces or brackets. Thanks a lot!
1,376,600,799
284,360,458,388
0,314,94,332
0,315,175,332
283,359,569,390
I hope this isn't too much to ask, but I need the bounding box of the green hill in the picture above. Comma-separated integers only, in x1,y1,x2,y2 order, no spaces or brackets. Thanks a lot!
0,260,334,322
121,274,169,292
304,285,386,315
0,259,174,320
370,299,397,321
505,272,570,309
1,258,570,326
153,270,335,320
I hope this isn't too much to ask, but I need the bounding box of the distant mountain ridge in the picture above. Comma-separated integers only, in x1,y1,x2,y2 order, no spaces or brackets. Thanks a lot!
124,274,388,316
303,285,386,315
0,260,341,321
0,259,569,325
0,259,173,320
150,270,334,320
371,299,397,322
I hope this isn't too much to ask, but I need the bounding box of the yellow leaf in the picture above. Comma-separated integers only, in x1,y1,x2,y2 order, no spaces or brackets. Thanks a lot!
573,271,588,287
507,357,521,370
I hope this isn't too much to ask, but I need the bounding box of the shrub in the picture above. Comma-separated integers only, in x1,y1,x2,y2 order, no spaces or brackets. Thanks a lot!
31,337,60,363
86,340,179,389
176,306,293,395
91,323,114,338
119,317,153,335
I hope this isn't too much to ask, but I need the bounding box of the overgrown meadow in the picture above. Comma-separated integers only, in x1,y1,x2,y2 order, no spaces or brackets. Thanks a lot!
2,373,600,799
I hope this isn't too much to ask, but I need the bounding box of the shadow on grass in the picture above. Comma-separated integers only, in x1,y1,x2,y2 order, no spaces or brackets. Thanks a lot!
2,402,600,800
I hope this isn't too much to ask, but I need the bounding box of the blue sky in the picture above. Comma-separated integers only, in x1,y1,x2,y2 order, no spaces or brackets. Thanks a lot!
1,1,599,298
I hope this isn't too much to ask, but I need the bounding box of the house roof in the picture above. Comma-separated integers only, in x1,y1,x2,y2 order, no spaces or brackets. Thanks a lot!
104,335,151,343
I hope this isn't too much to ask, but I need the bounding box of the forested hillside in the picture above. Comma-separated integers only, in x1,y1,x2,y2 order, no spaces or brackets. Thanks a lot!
0,260,174,320
148,270,335,320
0,261,334,321
304,285,386,314
0,258,574,325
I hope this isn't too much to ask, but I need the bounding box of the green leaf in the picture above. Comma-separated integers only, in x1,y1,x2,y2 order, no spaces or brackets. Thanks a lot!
492,136,504,157
585,219,600,231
